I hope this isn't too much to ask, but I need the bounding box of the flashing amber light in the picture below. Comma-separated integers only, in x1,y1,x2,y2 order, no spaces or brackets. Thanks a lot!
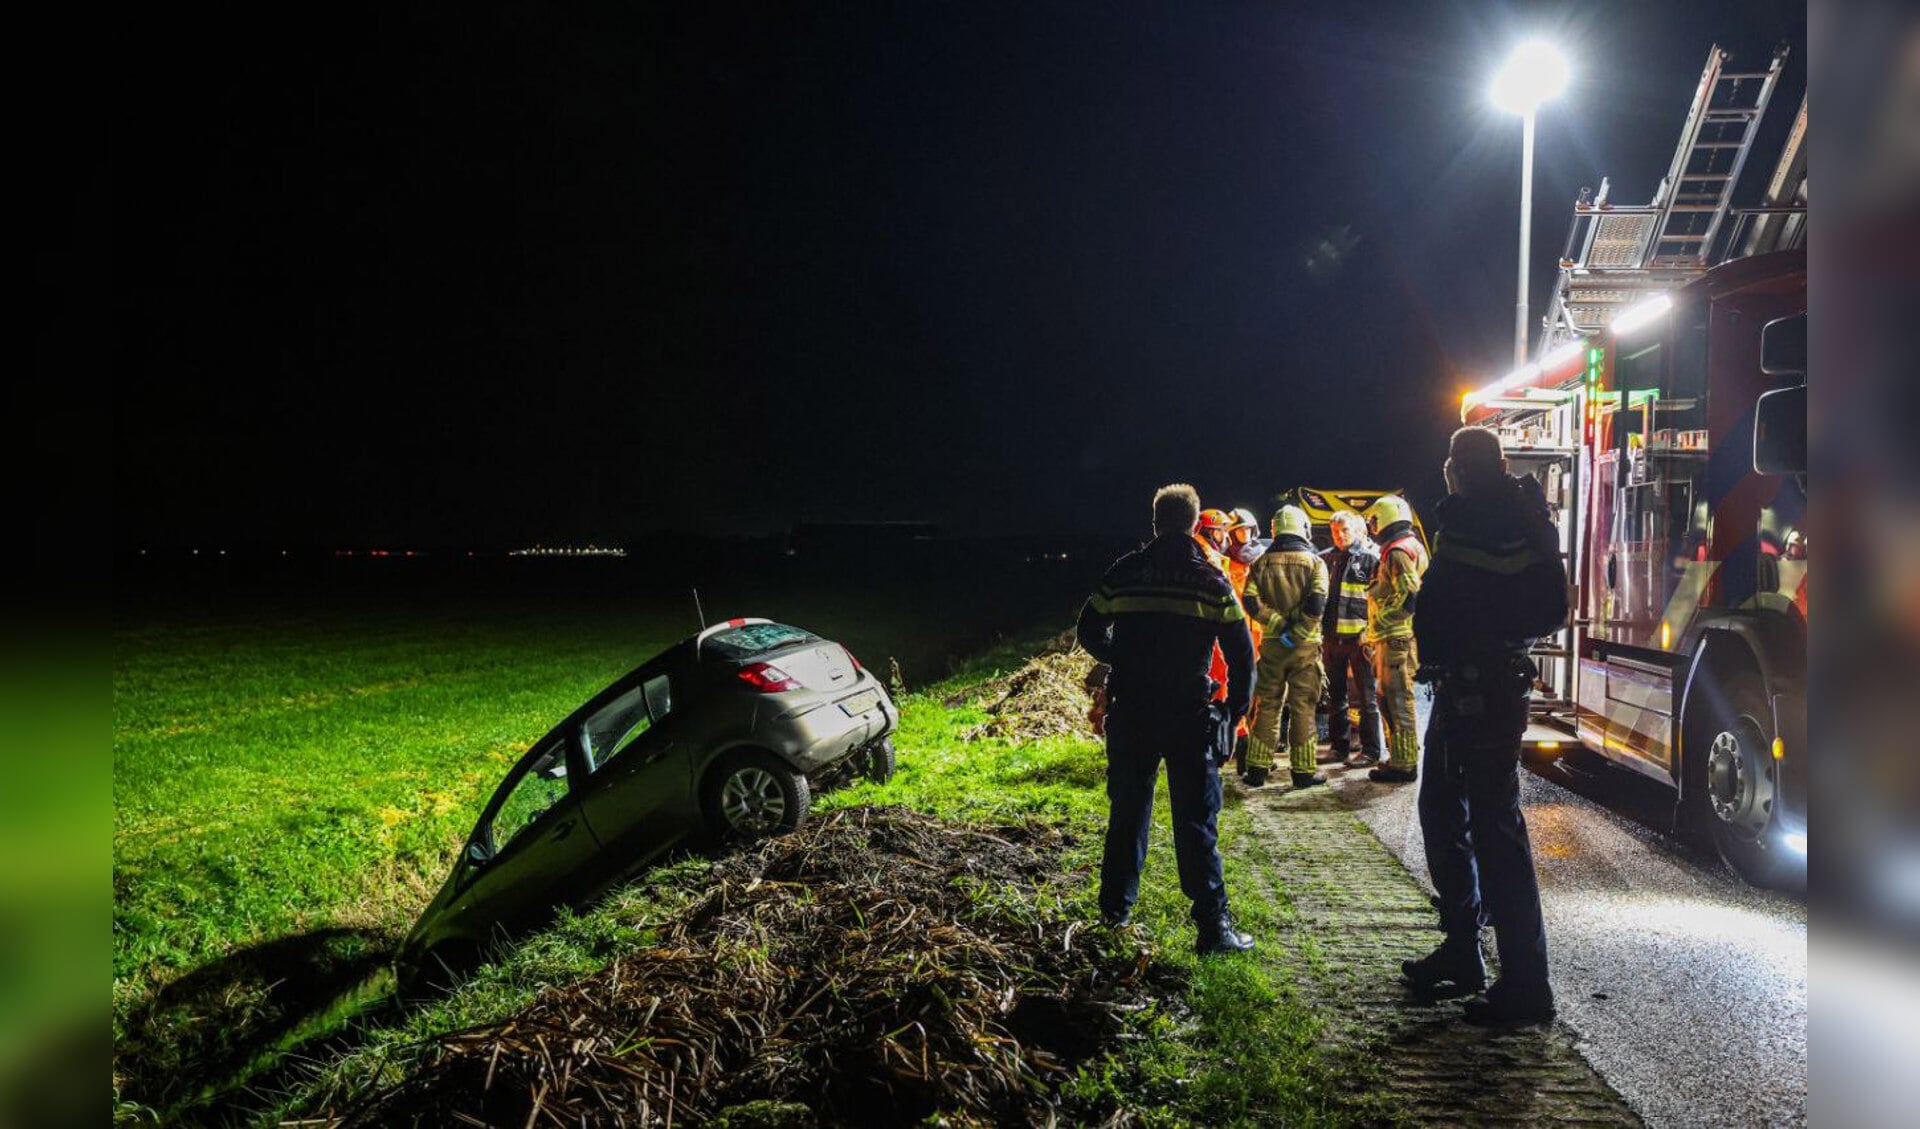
1772,736,1785,761
1536,740,1562,751
1660,620,1672,650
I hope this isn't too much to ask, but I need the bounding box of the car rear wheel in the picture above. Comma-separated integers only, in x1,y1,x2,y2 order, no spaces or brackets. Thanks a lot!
863,737,897,784
704,751,810,840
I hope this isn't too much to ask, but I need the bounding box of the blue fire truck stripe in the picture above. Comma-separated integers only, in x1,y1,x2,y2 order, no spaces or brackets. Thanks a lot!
1700,401,1760,510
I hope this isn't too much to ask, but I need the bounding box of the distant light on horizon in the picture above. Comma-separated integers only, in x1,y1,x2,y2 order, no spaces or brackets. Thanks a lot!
509,544,628,558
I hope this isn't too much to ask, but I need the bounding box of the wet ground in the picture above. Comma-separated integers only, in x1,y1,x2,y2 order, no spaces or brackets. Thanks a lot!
1326,701,1807,1128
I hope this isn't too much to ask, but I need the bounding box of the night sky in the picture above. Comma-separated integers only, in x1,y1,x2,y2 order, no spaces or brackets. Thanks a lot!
112,1,1804,547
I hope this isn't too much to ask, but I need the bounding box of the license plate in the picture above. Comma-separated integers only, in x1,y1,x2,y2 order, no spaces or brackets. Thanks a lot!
838,689,880,717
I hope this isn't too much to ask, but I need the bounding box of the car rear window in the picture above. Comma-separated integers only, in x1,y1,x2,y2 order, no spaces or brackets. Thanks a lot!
703,622,817,659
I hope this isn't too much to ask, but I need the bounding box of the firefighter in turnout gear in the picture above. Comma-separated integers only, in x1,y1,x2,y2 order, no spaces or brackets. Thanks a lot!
1401,427,1568,1027
1197,508,1266,764
1219,508,1268,594
1076,484,1257,955
1364,493,1428,783
1194,510,1243,739
1321,510,1384,765
1241,505,1330,789
1195,508,1234,564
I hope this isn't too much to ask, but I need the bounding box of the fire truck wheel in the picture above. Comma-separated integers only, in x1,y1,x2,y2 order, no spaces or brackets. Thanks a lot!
1693,672,1793,890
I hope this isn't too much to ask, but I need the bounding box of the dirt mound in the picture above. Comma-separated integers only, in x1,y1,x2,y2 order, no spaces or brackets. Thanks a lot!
345,807,1159,1128
956,638,1098,742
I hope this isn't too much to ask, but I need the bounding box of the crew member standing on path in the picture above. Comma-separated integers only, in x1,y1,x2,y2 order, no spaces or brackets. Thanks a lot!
1194,509,1251,762
1201,508,1267,768
1363,493,1428,783
1401,426,1569,1026
1321,510,1384,766
1240,505,1330,790
1076,484,1257,955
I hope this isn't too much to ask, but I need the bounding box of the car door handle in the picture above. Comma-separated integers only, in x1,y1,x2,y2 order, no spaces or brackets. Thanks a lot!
551,818,577,842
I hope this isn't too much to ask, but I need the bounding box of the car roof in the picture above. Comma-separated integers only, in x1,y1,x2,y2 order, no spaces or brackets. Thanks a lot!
555,621,825,738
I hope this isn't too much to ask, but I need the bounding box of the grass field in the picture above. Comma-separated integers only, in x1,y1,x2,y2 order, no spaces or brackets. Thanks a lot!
114,567,1382,1126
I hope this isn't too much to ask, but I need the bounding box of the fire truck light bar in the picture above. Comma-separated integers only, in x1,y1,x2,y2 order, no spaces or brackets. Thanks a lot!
1610,294,1673,337
1462,338,1587,410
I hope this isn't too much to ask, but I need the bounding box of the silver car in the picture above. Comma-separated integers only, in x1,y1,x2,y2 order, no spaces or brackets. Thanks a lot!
400,618,898,982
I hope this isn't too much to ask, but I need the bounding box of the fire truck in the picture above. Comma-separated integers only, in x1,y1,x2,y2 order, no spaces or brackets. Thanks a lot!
1460,46,1807,888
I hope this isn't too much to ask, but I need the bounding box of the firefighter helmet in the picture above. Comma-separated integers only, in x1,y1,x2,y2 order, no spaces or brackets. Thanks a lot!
1225,508,1266,563
1363,494,1413,534
1270,505,1311,541
1197,508,1232,551
1222,508,1256,548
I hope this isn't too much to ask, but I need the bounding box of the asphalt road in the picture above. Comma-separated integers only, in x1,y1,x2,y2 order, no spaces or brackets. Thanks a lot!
1325,703,1807,1128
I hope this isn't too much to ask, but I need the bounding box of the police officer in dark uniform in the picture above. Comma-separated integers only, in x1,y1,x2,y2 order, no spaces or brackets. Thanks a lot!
1076,483,1257,954
1403,427,1569,1025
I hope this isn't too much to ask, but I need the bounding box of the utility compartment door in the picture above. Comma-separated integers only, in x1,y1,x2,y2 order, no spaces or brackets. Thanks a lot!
1575,648,1677,781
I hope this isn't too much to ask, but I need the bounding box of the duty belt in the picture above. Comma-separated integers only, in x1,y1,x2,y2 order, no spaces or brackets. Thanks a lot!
1418,652,1535,688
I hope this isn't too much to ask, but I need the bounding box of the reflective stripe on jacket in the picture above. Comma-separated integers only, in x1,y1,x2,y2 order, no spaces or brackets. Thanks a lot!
1366,524,1428,642
1076,532,1256,718
1243,535,1329,648
1414,476,1569,667
1320,542,1378,638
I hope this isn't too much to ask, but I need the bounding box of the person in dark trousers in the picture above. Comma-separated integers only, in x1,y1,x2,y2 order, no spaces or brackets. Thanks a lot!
1076,483,1257,955
1404,426,1569,1026
1320,510,1384,766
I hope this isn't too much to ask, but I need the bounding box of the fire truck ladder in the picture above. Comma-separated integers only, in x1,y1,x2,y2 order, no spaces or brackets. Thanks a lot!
1645,44,1786,266
1538,45,1789,353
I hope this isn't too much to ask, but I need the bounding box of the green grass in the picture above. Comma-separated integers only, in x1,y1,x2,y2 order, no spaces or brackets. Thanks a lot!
115,598,1372,1126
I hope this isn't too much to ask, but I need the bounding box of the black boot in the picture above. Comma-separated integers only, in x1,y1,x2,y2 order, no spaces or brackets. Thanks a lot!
1401,940,1486,997
1291,770,1327,789
1196,913,1255,955
1462,980,1556,1027
1242,766,1269,788
1369,764,1417,783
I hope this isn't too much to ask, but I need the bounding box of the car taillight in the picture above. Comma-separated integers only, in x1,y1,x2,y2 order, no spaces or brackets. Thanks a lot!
845,648,863,672
738,662,802,692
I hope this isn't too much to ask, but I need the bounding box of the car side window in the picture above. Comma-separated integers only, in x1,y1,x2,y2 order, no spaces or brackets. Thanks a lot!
643,674,672,721
582,678,666,769
488,742,570,854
